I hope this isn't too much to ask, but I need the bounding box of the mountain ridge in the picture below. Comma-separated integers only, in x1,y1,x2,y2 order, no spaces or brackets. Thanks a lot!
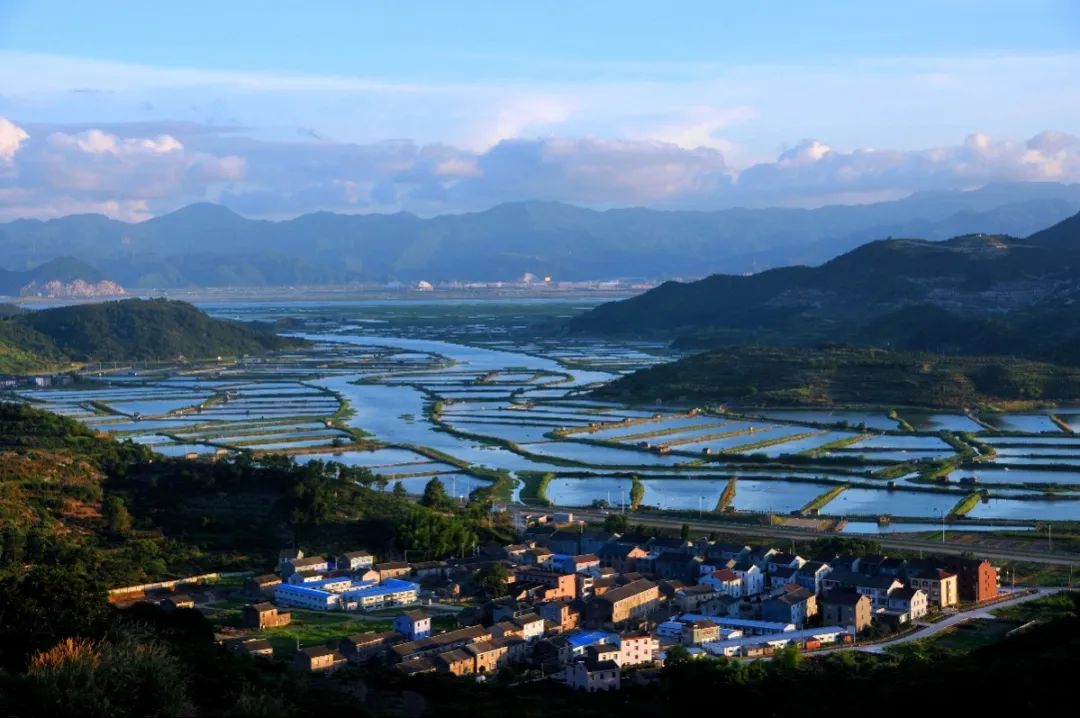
568,209,1080,364
2,182,1079,287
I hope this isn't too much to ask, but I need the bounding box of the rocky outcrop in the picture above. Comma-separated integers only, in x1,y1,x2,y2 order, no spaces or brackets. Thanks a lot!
19,279,126,299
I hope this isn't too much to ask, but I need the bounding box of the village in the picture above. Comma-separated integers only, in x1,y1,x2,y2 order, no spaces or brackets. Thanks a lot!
110,512,1012,693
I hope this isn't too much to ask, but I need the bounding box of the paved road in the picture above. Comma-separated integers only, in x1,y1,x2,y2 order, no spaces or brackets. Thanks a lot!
817,587,1066,655
521,506,1080,567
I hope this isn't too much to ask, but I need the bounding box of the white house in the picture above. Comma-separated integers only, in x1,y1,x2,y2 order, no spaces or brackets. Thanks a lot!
566,658,620,692
887,587,928,620
337,551,375,572
732,563,765,596
700,568,742,597
615,634,657,667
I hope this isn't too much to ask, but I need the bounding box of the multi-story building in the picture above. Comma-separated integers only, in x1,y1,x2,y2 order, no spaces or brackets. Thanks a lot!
941,558,999,603
566,658,620,692
820,591,872,632
906,568,958,608
586,579,660,626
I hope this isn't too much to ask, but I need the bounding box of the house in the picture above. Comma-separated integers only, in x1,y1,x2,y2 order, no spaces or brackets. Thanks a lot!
412,560,449,578
278,548,303,573
545,529,584,555
503,544,532,562
766,553,806,574
699,594,741,618
226,638,274,659
700,568,742,597
906,568,959,608
653,552,704,582
465,640,509,673
566,658,621,692
681,620,721,646
493,635,529,664
394,609,432,640
391,626,493,663
649,537,694,555
434,648,475,676
539,600,582,633
706,543,751,563
293,646,347,673
616,634,658,666
523,548,554,565
551,554,601,574
340,631,402,663
820,591,872,632
674,584,721,613
244,574,282,598
941,558,999,603
887,587,929,620
511,613,546,641
877,557,907,577
163,594,195,610
357,568,380,584
337,550,374,572
597,543,649,573
242,602,292,629
586,579,660,626
769,565,800,590
732,561,765,596
374,561,411,580
397,658,436,676
287,570,328,585
762,587,818,628
822,570,903,608
794,561,832,594
283,555,329,578
513,566,577,600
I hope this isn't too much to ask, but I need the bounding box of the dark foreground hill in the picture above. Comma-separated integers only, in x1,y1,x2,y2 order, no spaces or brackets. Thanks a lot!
0,298,297,373
569,210,1080,364
593,345,1080,409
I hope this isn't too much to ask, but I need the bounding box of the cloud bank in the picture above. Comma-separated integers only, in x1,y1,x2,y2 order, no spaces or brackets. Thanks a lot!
1,115,1079,221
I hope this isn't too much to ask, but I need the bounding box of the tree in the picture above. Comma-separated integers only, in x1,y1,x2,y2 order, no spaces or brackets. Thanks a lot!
420,477,452,511
629,476,645,510
664,644,691,666
602,513,628,534
680,523,690,542
479,562,510,598
392,482,408,498
102,496,133,538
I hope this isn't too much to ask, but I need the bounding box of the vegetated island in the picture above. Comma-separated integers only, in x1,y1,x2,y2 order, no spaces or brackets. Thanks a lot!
592,345,1080,410
0,298,300,374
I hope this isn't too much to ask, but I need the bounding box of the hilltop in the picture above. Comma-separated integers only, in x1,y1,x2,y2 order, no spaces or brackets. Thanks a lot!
593,345,1080,409
0,298,298,373
1,182,1079,286
0,257,124,298
569,210,1080,363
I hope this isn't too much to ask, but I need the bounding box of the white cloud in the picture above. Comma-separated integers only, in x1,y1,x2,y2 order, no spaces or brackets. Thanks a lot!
2,117,1080,219
0,117,29,164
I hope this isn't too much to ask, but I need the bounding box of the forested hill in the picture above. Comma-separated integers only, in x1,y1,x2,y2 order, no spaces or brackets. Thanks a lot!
568,210,1080,364
592,346,1080,409
0,298,297,373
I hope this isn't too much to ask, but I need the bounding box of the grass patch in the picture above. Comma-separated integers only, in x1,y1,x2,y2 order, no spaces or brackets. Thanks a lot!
991,592,1079,623
260,611,392,656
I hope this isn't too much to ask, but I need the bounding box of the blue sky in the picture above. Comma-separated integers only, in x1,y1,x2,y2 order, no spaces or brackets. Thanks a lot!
0,1,1078,219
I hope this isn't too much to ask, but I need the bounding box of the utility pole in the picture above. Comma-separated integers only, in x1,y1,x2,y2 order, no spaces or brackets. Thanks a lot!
1049,524,1053,552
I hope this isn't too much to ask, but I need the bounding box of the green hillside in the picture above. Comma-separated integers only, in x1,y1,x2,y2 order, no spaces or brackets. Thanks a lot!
594,345,1080,409
0,298,298,373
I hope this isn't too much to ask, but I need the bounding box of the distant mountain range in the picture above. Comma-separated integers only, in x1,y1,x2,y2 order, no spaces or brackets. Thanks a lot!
569,210,1080,364
1,181,1079,288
